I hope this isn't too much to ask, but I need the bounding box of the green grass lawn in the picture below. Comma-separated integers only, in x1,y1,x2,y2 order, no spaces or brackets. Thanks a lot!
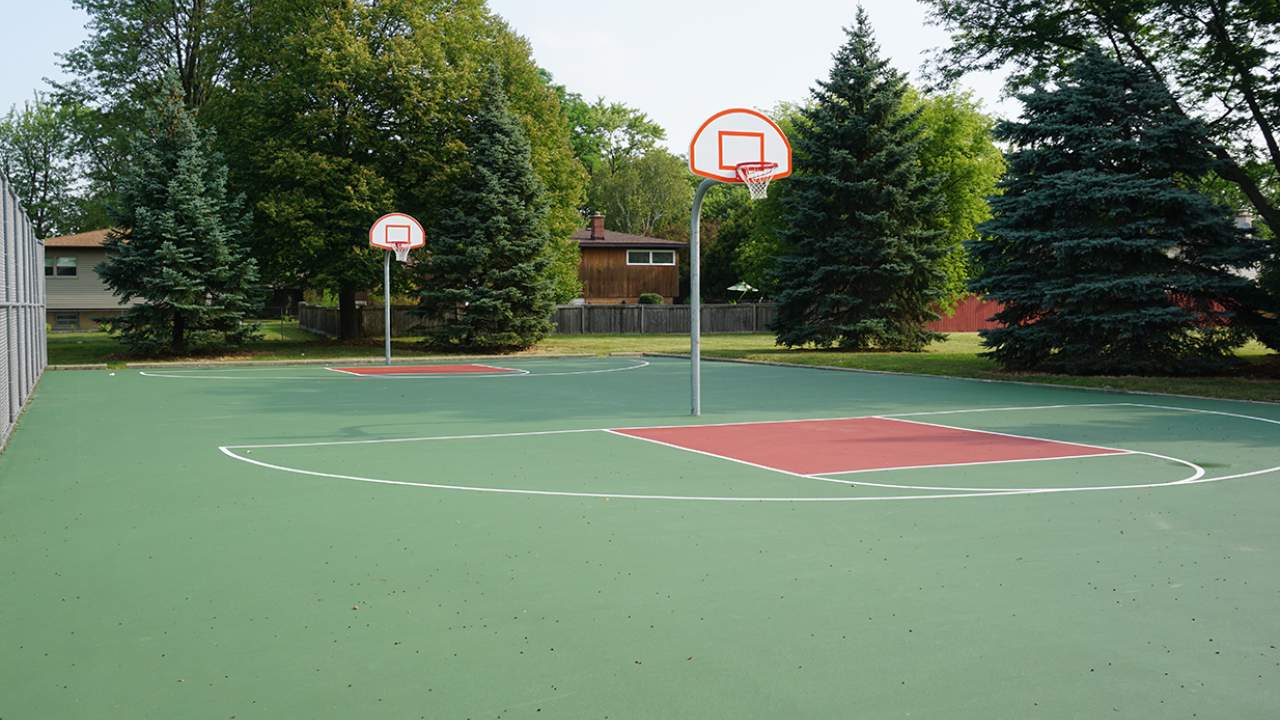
46,323,1280,402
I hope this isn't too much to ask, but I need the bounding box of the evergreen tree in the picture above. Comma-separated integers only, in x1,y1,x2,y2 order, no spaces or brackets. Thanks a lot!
97,76,262,355
972,48,1277,375
771,9,950,351
418,68,555,351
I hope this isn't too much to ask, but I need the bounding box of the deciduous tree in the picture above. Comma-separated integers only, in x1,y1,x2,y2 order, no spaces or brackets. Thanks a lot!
921,0,1280,261
0,95,84,238
589,150,691,238
908,90,1004,311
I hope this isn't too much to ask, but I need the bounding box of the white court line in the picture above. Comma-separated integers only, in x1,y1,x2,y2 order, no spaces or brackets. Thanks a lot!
875,415,1127,454
475,364,523,373
813,451,1207,493
611,402,1132,433
872,415,1206,486
232,427,604,450
324,367,365,376
812,451,1129,477
227,403,1135,450
139,358,650,380
610,416,1203,493
1126,402,1280,426
601,429,825,483
218,446,1008,503
322,365,532,378
216,401,1270,502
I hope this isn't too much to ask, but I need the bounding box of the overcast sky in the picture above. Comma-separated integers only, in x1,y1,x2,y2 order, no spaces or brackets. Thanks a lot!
0,0,1014,152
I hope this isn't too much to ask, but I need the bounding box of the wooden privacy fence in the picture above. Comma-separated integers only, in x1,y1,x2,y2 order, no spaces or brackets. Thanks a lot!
0,176,47,450
298,297,1001,338
298,303,778,337
551,303,777,334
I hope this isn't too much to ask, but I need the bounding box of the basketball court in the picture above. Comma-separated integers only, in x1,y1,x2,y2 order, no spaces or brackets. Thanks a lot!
2,355,1278,717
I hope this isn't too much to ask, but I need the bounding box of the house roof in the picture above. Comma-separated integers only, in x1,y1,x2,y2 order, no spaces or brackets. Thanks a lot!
44,229,111,248
572,227,686,249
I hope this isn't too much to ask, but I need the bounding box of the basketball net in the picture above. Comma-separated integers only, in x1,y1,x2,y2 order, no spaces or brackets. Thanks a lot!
391,244,412,263
736,161,779,200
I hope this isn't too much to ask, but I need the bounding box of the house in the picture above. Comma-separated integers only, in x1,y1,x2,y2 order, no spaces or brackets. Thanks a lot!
573,214,686,304
42,229,134,331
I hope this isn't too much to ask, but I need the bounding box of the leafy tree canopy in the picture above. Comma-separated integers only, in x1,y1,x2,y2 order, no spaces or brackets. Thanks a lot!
56,0,233,208
589,150,692,238
907,89,1005,311
545,79,667,176
920,0,1280,243
204,0,586,336
0,95,88,237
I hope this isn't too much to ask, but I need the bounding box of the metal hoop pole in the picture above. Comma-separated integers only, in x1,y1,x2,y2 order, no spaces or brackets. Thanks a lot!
690,177,718,416
384,250,392,366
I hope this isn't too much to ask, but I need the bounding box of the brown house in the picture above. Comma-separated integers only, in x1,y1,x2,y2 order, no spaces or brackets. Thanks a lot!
573,214,685,304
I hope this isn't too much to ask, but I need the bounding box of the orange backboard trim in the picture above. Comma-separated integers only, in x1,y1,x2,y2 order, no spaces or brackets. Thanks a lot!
690,107,792,183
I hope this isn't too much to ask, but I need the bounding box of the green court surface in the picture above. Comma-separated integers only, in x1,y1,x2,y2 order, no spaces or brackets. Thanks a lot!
2,356,1279,718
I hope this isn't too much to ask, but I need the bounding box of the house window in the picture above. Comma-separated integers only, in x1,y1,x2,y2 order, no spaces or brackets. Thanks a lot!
53,313,79,331
626,250,676,266
46,257,77,277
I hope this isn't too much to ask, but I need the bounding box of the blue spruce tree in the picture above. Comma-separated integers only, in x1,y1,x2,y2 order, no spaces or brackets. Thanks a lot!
771,9,950,351
98,75,261,355
418,68,556,351
973,48,1277,375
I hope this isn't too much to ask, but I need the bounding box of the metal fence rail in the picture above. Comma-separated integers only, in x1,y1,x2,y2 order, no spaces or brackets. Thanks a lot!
1,176,47,450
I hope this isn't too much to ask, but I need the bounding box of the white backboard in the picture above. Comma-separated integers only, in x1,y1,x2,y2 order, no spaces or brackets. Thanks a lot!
369,212,426,252
689,108,792,183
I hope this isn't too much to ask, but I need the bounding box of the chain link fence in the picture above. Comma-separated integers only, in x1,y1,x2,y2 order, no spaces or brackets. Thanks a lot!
1,176,46,450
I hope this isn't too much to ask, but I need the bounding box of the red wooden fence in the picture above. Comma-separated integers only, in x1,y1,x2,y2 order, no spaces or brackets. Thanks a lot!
927,296,1004,332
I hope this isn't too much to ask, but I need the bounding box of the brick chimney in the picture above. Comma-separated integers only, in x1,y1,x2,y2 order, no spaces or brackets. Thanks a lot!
589,212,606,240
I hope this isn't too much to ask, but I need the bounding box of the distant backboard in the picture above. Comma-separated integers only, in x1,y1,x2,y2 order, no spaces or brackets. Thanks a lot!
689,108,792,184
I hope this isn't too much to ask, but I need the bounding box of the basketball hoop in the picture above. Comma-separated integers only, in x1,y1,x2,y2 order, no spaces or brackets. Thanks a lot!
370,212,425,263
736,161,779,200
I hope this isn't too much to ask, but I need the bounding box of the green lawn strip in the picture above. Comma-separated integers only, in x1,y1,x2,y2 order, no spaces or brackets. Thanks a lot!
46,327,1280,402
707,349,1280,403
540,334,1280,403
